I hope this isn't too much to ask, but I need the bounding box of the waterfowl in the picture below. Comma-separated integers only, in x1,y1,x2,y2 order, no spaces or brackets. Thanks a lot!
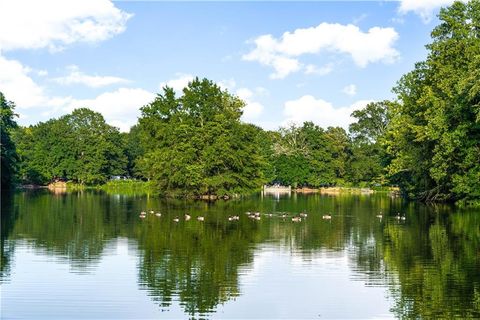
254,216,261,221
266,213,273,217
292,217,302,222
281,214,287,218
149,210,155,214
185,214,191,221
322,214,332,220
173,217,180,223
140,211,147,215
139,214,146,219
376,214,383,218
299,212,308,218
155,212,162,217
228,216,234,221
197,216,205,221
233,215,240,220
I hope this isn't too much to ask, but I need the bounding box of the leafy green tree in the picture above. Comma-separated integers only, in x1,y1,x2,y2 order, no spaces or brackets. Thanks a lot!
137,78,266,196
348,101,393,186
14,108,127,185
0,92,19,189
386,0,480,202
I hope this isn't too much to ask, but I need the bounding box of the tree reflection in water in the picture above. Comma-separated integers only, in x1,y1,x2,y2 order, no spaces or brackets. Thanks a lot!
1,190,479,318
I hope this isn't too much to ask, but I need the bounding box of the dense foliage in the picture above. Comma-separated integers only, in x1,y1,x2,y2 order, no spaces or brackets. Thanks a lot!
0,93,19,189
14,108,126,185
385,0,480,203
136,78,266,197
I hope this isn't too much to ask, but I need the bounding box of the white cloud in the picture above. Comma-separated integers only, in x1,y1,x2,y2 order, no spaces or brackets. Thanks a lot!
282,95,372,129
243,23,399,78
235,87,265,123
305,63,334,76
0,0,132,52
398,0,460,23
64,87,155,132
0,55,50,109
159,73,194,93
52,65,129,88
342,84,357,96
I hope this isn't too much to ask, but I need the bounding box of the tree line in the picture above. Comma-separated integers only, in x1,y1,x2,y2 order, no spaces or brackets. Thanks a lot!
1,0,479,204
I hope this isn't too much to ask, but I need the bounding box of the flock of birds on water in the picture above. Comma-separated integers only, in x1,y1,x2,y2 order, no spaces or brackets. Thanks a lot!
139,210,407,222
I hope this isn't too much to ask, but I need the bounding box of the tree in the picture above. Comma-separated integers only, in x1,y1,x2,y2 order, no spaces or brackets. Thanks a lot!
386,0,480,202
137,77,266,197
0,92,18,189
347,101,393,186
14,108,127,185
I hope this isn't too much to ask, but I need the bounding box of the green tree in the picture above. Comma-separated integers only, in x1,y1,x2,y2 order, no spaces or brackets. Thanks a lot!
386,0,480,203
0,92,19,189
14,108,127,185
137,78,266,197
348,101,393,186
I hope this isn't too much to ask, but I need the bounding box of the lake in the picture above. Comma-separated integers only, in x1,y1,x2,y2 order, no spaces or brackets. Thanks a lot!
1,190,479,319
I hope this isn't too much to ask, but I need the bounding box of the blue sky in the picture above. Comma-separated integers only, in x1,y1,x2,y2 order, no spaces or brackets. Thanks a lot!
0,0,455,132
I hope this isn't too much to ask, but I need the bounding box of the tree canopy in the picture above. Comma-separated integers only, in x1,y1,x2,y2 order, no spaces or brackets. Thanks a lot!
0,92,19,189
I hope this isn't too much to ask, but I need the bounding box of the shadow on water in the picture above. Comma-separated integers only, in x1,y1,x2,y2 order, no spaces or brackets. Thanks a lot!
1,189,479,318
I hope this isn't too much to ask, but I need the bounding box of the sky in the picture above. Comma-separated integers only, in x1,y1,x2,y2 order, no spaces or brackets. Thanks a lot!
0,0,458,132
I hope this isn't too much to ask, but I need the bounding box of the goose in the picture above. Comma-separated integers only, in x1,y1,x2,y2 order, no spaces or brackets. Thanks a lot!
292,217,302,222
139,214,146,219
254,216,261,221
173,217,180,223
299,212,308,218
322,214,332,220
197,216,205,221
376,214,383,218
155,212,162,217
149,210,155,214
185,214,191,221
228,216,234,221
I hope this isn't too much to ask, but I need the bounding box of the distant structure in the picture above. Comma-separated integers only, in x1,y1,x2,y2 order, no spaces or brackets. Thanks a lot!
263,184,291,193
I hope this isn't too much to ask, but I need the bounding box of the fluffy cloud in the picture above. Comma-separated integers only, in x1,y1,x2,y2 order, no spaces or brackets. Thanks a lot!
282,95,372,129
52,65,129,88
0,56,56,110
342,84,357,96
235,87,265,122
243,23,399,79
159,74,194,93
0,0,131,52
64,88,155,132
398,0,460,22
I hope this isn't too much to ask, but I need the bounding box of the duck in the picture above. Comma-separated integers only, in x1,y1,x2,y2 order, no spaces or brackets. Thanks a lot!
281,213,287,219
149,210,155,214
376,214,383,218
140,211,147,215
233,215,240,220
185,214,191,221
228,216,234,221
292,216,302,222
322,214,332,220
139,214,146,219
197,216,205,221
254,216,261,221
155,212,162,217
299,212,308,218
173,217,180,223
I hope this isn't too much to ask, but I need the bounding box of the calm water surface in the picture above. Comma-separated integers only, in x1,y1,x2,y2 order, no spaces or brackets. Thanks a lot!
1,190,479,319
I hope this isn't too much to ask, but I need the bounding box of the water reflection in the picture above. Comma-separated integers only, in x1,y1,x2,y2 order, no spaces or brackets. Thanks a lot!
1,190,479,318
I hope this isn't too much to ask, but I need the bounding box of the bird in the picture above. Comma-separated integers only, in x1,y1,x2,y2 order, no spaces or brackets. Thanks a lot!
376,214,383,218
149,210,155,214
299,212,308,218
281,213,287,219
254,216,261,221
155,212,162,217
185,214,191,221
292,217,302,222
233,215,240,220
197,216,205,221
322,214,332,220
139,214,146,219
228,216,234,221
173,217,180,223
